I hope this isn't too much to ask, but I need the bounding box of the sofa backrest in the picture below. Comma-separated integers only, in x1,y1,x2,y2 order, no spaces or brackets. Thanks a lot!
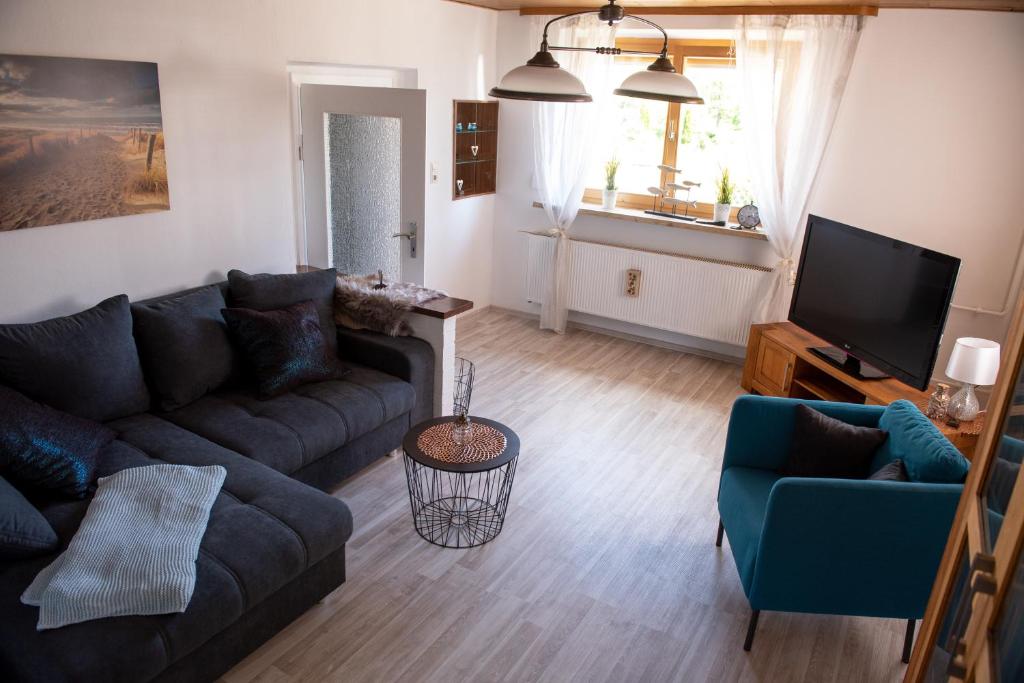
130,282,239,412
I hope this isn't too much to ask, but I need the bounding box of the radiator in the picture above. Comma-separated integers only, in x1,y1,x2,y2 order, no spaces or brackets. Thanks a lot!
525,232,772,347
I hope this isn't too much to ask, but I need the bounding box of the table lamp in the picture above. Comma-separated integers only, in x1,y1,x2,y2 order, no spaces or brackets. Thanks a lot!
945,337,1001,421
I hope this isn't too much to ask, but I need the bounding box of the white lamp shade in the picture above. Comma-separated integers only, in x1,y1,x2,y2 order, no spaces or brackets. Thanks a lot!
614,68,704,104
489,65,592,103
945,337,1001,386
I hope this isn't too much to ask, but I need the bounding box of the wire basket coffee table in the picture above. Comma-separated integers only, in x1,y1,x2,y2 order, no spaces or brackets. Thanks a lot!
402,416,520,549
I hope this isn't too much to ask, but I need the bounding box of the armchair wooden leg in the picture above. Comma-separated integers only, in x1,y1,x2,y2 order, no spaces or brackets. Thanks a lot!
902,619,916,664
743,610,760,652
716,519,724,547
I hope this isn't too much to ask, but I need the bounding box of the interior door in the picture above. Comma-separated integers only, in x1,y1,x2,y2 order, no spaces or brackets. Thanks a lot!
299,84,425,284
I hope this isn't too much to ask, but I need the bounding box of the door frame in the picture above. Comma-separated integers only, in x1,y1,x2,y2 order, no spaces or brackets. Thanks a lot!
287,63,418,268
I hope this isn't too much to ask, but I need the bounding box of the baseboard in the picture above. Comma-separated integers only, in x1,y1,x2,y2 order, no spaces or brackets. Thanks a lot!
457,304,492,322
488,305,744,366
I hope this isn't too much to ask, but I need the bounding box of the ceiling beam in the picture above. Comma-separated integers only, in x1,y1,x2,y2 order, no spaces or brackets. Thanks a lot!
518,4,880,15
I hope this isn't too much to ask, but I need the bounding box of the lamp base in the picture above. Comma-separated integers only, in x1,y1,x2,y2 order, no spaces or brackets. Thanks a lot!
947,383,980,422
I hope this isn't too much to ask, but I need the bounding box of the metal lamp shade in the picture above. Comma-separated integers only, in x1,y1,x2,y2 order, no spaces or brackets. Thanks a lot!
489,64,592,103
945,337,1001,386
614,67,704,104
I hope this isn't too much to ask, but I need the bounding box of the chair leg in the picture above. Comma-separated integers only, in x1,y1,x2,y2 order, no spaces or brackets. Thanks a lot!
743,610,760,652
716,519,724,547
902,619,916,664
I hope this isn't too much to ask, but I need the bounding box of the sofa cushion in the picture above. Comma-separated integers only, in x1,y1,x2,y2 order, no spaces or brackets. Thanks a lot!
0,416,352,681
718,467,782,594
0,385,115,499
872,400,969,483
0,295,150,422
228,268,338,356
159,362,415,475
222,300,338,399
132,284,238,411
781,404,888,479
0,476,58,559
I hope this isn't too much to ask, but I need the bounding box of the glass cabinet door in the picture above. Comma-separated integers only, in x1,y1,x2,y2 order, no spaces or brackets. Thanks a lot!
980,363,1024,551
943,308,1024,682
908,294,1024,683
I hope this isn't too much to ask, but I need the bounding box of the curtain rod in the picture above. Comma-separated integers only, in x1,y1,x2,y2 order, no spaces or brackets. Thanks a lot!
519,5,880,17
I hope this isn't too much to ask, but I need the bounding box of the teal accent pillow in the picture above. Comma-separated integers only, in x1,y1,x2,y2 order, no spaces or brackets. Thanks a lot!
871,400,969,483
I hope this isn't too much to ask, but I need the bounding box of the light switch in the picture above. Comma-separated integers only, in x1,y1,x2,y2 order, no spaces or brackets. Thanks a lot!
430,163,439,184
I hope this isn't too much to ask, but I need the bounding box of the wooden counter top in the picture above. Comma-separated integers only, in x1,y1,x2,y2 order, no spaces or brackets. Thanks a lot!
412,296,474,319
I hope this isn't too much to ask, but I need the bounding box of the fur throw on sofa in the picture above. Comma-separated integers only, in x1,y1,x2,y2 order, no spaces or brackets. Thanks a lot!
334,274,447,337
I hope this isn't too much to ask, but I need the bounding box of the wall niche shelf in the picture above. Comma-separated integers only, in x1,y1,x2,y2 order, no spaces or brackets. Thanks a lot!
452,100,498,200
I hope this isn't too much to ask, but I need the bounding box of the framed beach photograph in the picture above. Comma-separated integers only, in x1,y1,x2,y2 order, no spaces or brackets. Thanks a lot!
0,54,169,231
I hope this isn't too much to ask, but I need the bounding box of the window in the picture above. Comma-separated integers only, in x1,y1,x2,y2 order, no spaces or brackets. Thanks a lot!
585,39,752,219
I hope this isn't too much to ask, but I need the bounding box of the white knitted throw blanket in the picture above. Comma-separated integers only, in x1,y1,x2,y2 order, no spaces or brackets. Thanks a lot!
22,464,225,630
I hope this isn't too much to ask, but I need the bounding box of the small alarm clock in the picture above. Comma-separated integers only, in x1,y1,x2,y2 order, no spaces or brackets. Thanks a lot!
737,204,760,230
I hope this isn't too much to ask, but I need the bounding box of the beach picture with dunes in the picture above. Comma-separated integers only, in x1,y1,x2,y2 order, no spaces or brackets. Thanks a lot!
0,54,169,231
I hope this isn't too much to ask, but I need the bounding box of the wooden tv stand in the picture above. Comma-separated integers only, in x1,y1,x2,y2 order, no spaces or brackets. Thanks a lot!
741,322,982,457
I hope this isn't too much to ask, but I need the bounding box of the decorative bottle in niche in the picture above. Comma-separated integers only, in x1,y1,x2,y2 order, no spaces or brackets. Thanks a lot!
926,382,951,421
452,413,472,446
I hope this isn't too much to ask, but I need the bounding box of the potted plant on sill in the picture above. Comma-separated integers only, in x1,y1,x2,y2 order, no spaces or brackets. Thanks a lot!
714,167,734,223
603,158,620,210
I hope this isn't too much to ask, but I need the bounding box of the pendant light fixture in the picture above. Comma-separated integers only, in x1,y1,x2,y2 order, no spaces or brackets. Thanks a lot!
489,0,703,105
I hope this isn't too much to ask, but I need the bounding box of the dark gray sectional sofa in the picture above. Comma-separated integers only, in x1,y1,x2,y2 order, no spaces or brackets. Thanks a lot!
0,277,434,682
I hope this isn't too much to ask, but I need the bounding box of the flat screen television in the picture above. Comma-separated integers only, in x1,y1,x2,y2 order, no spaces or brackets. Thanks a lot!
788,215,961,391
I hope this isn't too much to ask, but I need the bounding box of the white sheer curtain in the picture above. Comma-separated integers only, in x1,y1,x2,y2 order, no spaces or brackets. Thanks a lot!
735,15,864,323
533,15,618,333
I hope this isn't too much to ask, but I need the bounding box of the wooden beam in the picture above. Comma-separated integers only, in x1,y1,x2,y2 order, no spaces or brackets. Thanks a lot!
519,4,880,15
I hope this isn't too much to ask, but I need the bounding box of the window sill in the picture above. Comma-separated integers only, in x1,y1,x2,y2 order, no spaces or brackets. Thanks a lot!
532,202,768,242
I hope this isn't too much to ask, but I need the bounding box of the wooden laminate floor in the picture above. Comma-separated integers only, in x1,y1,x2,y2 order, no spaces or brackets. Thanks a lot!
224,310,908,683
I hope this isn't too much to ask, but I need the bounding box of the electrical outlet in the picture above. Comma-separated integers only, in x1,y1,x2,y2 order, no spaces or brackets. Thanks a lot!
430,163,439,184
626,269,642,297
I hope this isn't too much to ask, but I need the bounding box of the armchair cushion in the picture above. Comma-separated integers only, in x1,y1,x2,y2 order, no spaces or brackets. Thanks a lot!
723,396,883,472
872,400,969,483
868,459,909,481
781,404,888,479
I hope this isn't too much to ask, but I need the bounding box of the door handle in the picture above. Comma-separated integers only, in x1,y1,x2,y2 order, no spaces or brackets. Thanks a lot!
392,222,417,258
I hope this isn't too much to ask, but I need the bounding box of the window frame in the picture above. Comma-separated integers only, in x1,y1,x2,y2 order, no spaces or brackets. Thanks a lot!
584,38,739,221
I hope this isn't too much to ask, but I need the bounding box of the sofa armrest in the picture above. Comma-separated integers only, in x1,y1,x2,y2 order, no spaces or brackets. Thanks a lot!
748,477,962,617
336,328,434,424
722,395,885,472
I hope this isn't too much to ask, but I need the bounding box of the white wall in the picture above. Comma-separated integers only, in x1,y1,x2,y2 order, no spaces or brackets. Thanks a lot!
810,9,1024,377
0,0,497,323
492,10,1024,370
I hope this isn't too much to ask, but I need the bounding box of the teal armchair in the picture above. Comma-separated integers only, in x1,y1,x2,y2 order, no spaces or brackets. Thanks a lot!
716,396,967,662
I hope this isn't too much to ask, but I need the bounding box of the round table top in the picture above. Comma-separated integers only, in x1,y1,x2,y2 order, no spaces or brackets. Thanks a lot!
403,416,520,473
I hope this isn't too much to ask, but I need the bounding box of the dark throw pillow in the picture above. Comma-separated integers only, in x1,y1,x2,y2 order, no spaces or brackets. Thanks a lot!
222,300,337,399
0,385,115,498
227,269,339,356
132,285,238,411
0,476,59,559
0,295,150,422
780,404,889,479
868,459,910,482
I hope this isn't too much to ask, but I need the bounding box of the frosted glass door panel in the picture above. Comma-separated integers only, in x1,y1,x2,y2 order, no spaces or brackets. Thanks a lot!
324,113,401,280
299,84,425,283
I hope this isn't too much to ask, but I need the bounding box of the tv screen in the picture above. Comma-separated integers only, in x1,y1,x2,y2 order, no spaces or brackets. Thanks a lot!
788,215,961,391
